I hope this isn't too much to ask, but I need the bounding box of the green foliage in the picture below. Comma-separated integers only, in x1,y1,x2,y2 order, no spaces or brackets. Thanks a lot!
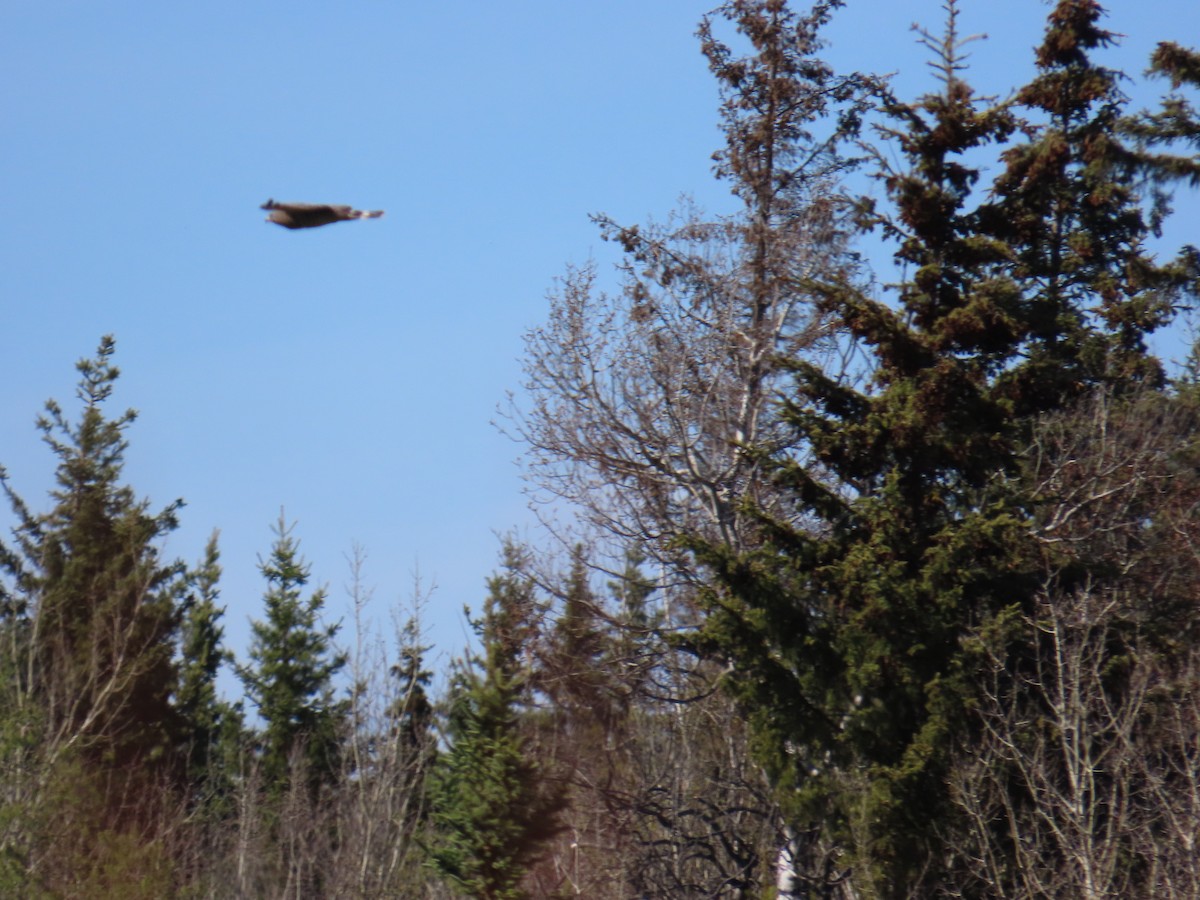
0,336,188,801
689,1,1200,894
33,755,177,900
990,0,1200,401
0,7,1193,897
238,513,347,796
608,547,657,632
544,547,611,717
428,545,566,899
0,640,41,897
389,614,435,759
176,531,235,782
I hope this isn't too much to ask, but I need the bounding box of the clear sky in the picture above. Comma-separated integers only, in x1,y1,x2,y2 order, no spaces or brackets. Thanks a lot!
3,1,1198,688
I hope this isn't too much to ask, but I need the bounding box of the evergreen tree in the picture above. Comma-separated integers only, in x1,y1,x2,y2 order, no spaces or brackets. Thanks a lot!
1136,39,1200,160
608,547,657,634
0,336,187,806
689,1,1199,894
176,530,233,785
990,0,1200,405
0,336,200,894
557,547,603,665
428,545,566,900
388,614,434,761
238,513,347,796
543,546,612,722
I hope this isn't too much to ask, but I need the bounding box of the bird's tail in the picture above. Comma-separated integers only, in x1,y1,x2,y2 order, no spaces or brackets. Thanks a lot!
359,209,384,219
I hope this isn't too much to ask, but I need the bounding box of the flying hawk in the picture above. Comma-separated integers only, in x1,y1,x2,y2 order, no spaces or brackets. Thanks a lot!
261,199,384,229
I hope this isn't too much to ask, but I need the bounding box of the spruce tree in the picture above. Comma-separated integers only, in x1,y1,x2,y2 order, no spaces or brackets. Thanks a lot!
239,513,347,796
689,1,1199,893
428,545,565,900
544,546,612,721
388,615,434,759
990,0,1199,405
0,336,187,805
175,535,229,782
176,543,245,884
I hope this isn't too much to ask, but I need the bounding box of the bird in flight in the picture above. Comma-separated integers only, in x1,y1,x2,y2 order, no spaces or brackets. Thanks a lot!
261,199,384,229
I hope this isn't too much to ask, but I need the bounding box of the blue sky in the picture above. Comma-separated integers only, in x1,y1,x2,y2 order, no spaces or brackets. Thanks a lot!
3,1,1198,687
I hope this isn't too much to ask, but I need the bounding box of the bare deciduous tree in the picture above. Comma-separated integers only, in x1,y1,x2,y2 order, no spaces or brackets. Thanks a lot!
946,387,1200,898
326,552,437,898
505,9,875,893
521,549,784,898
506,0,869,580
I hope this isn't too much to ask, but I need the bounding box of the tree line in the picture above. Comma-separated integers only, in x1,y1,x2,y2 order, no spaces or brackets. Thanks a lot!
2,1,1199,897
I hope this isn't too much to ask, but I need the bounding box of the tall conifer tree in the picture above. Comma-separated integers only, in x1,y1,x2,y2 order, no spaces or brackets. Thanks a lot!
690,1,1199,893
0,336,187,804
177,531,239,791
428,545,565,900
239,514,346,796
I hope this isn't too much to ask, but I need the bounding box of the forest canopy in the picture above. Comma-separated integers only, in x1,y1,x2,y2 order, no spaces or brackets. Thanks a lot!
2,2,1199,897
